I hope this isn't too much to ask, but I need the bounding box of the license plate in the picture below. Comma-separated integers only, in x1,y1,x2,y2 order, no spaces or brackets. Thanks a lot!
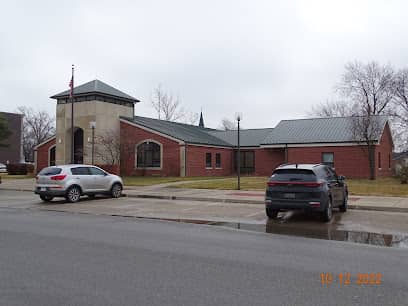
283,193,295,199
40,187,46,191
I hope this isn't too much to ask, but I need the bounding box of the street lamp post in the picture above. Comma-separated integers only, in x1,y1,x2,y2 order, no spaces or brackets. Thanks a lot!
235,113,242,190
89,121,96,165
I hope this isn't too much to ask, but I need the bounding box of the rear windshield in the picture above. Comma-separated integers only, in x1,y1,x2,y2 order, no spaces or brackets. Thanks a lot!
38,167,62,176
270,169,317,182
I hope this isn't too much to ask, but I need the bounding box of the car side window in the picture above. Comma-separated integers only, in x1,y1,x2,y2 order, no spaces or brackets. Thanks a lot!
315,167,329,180
89,167,106,176
325,167,337,181
71,167,90,175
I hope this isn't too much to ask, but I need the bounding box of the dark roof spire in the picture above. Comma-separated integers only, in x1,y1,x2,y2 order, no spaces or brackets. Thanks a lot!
199,111,205,128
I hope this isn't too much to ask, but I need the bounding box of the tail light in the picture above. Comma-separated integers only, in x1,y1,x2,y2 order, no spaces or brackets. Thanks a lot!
267,181,323,187
50,174,67,181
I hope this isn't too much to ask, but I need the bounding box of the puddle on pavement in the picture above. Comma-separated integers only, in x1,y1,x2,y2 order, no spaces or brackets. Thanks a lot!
208,221,408,248
141,214,408,249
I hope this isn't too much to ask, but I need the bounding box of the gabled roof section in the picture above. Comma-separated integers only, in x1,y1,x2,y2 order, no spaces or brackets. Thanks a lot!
50,79,139,103
121,116,232,147
262,116,389,145
393,151,408,160
208,128,274,147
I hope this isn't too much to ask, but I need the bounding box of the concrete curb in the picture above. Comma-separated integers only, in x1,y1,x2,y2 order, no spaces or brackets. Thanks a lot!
125,193,408,213
3,187,408,213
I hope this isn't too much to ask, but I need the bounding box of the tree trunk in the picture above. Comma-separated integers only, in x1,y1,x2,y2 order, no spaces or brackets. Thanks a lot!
368,145,376,180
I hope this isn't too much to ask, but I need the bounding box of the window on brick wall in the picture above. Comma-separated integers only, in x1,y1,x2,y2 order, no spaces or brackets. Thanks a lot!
321,152,334,168
378,152,382,169
206,153,212,168
215,153,221,168
136,141,161,168
389,153,391,169
234,151,255,174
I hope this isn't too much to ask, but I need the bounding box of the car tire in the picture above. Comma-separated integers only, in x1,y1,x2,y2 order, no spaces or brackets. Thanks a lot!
111,183,122,198
40,195,54,202
65,186,81,203
339,193,348,212
322,197,333,222
266,207,279,219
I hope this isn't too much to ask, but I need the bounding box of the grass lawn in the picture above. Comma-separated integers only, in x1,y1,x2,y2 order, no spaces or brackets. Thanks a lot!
123,176,229,187
174,176,408,197
0,174,35,180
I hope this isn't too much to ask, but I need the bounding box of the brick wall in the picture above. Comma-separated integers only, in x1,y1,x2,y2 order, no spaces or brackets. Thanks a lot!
254,148,285,176
186,145,233,176
36,138,56,173
287,145,371,178
375,122,394,178
0,112,23,164
120,121,181,176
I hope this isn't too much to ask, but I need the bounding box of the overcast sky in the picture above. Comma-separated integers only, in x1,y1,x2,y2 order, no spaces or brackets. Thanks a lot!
1,0,408,129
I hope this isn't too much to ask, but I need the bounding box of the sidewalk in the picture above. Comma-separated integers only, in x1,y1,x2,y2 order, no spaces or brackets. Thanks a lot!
2,178,408,213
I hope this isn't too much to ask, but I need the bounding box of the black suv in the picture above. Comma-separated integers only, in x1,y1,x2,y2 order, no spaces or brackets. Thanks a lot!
265,164,348,221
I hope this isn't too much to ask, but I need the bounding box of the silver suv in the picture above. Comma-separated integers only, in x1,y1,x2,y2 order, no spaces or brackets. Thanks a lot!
35,165,123,203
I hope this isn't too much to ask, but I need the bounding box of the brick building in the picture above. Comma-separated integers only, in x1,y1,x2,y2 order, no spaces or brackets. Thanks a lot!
0,111,23,164
35,80,394,179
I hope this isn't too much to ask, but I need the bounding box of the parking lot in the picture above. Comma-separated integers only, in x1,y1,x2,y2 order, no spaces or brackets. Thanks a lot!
1,189,408,247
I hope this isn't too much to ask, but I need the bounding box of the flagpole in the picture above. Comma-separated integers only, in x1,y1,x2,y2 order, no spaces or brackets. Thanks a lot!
71,64,75,164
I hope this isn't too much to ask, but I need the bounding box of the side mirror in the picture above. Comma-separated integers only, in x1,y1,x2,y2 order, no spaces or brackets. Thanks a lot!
338,175,346,181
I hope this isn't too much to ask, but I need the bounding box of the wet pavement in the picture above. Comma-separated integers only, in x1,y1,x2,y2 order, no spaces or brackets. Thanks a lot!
1,190,408,249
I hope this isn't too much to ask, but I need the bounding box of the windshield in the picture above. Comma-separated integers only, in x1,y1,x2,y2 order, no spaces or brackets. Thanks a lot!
270,169,317,182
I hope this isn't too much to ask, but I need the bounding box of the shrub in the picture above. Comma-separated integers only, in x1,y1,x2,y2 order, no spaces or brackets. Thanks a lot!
396,163,408,184
6,163,34,175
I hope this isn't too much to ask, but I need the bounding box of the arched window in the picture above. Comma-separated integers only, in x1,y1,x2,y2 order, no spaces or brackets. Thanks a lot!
136,141,161,168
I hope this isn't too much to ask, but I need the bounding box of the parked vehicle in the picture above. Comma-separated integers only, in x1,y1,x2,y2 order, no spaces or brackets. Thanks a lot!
265,164,348,222
0,163,7,173
35,165,123,203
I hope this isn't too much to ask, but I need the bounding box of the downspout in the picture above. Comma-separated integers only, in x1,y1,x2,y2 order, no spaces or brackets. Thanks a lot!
184,143,187,177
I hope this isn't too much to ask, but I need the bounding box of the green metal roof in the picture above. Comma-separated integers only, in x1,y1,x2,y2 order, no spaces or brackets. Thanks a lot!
208,128,274,147
122,116,232,147
122,116,389,148
261,116,389,145
51,79,139,102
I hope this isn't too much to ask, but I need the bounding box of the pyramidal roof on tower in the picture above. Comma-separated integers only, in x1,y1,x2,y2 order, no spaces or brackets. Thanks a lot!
50,79,140,103
198,111,205,128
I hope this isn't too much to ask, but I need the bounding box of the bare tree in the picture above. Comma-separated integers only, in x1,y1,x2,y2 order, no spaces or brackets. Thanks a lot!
338,61,396,116
309,61,399,179
0,113,12,147
394,69,408,127
340,61,397,179
309,100,354,117
184,111,200,125
17,107,55,162
151,84,186,121
95,129,121,165
219,118,236,130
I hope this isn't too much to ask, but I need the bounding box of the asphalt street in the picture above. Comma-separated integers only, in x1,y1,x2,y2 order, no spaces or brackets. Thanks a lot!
0,192,407,305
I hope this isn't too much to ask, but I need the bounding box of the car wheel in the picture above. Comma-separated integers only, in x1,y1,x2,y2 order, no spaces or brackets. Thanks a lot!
339,193,348,212
322,197,333,222
266,207,279,219
65,186,81,203
111,183,122,198
40,195,54,202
